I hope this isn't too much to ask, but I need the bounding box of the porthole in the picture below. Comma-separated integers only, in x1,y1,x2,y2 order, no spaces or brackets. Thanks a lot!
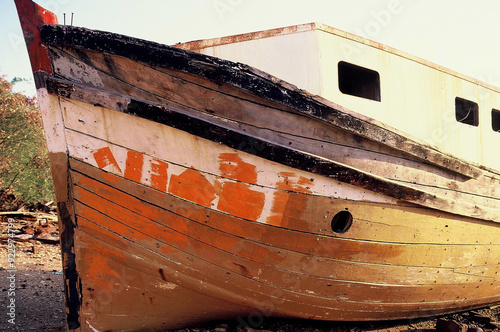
455,97,478,126
338,61,381,101
331,210,353,234
492,109,500,132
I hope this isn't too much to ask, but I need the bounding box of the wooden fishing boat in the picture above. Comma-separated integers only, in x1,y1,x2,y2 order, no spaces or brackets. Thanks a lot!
15,0,500,331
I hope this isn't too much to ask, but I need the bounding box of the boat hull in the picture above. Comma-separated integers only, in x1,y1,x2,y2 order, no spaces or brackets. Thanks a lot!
50,92,499,330
14,1,500,330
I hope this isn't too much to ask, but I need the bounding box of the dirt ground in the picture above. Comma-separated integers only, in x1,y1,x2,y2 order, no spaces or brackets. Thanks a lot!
1,215,499,332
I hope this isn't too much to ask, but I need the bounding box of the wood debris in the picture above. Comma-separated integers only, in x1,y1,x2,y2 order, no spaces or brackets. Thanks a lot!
1,207,59,245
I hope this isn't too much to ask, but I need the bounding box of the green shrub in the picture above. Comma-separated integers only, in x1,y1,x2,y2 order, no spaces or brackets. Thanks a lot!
0,74,54,205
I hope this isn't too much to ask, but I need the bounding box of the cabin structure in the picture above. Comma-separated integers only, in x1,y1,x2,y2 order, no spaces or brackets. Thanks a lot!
176,22,500,172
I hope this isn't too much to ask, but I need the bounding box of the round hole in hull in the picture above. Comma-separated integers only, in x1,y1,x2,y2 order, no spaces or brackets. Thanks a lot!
331,210,353,234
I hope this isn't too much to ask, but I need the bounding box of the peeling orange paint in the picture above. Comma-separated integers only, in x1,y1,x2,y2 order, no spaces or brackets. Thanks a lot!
218,182,265,221
267,172,313,228
217,153,265,221
90,148,278,223
124,150,144,182
297,176,314,189
92,147,121,173
81,242,125,291
219,153,258,183
150,159,169,192
168,168,216,207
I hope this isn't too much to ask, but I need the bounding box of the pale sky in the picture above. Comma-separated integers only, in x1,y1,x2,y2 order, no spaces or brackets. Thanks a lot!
2,0,500,96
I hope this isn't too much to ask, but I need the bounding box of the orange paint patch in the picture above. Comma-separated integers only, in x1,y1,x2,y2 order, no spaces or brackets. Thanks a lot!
74,188,151,242
80,241,125,291
124,150,144,182
92,146,121,173
161,245,180,254
217,182,265,221
74,179,192,257
168,167,216,207
267,172,313,228
217,153,265,221
150,159,169,192
219,153,258,183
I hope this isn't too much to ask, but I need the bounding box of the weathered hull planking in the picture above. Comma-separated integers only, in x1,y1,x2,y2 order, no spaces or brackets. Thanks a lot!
15,0,500,331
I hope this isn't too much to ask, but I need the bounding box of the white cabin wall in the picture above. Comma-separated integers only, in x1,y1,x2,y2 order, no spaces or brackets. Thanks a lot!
318,30,452,159
191,30,324,97
474,86,500,169
439,74,482,165
316,31,383,120
316,29,500,171
181,26,500,172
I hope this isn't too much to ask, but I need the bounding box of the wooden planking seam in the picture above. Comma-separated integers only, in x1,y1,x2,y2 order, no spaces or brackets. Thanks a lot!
74,201,485,297
68,158,500,247
70,165,500,276
52,78,500,208
62,127,393,200
69,166,500,286
75,203,500,308
47,71,500,221
41,25,482,179
72,180,410,273
77,215,498,318
68,160,432,246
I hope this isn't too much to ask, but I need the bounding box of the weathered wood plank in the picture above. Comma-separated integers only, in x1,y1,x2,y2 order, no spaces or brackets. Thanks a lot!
70,159,500,274
43,50,500,219
70,164,500,325
40,24,481,179
58,92,500,223
75,218,255,331
44,71,500,206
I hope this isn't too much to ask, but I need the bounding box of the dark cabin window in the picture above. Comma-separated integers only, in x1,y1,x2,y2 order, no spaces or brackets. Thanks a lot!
455,97,478,127
492,109,500,132
338,61,381,101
